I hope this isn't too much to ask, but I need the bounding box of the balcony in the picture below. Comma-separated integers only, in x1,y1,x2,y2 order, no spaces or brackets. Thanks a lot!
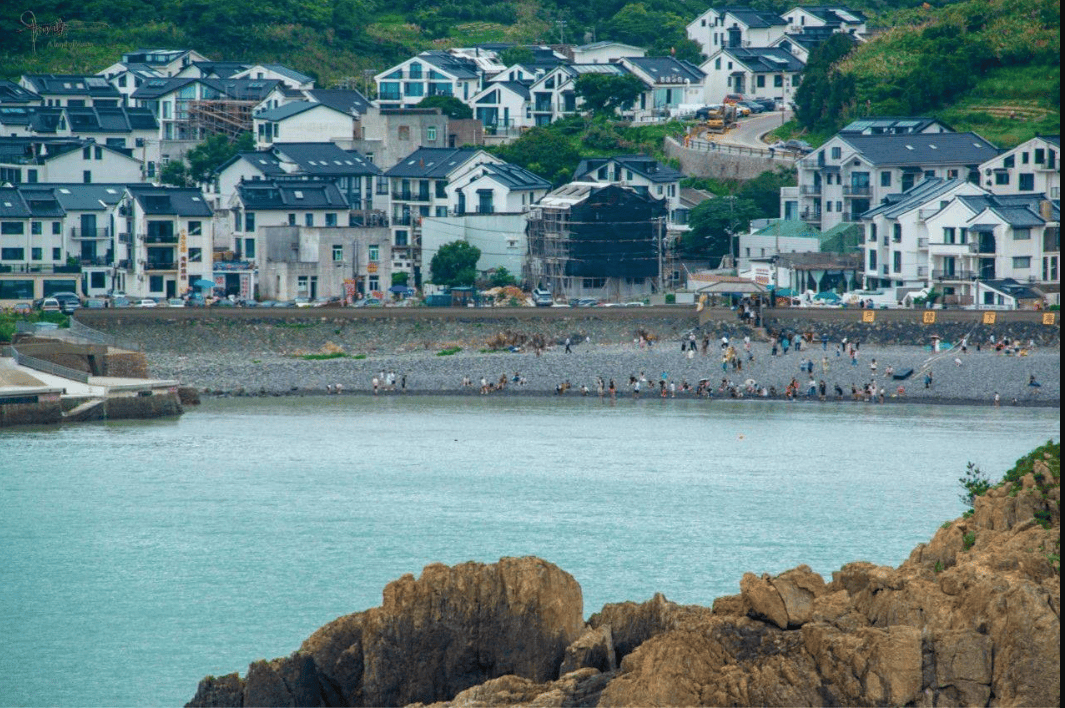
800,209,821,222
932,269,975,280
145,260,176,271
533,102,552,113
142,233,178,244
843,213,862,222
843,184,871,196
391,191,430,202
378,91,402,101
77,256,112,267
928,241,977,255
800,185,821,195
70,227,111,239
391,213,413,226
118,232,132,244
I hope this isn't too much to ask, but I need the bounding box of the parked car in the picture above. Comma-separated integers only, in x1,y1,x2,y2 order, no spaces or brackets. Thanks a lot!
532,288,553,307
13,302,32,315
112,296,132,308
40,297,61,312
737,100,765,114
51,291,82,314
752,97,778,111
784,139,813,154
85,298,108,309
167,298,186,308
135,298,158,308
293,297,313,308
354,297,382,308
570,298,600,308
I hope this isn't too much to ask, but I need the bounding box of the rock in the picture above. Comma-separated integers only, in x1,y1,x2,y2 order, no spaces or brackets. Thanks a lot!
186,673,243,707
560,625,615,675
769,565,825,628
587,592,712,662
740,572,788,629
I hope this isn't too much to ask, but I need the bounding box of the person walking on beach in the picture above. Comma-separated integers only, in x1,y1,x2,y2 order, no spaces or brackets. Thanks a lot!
564,337,572,354
401,374,407,392
924,370,933,388
994,391,1000,406
609,379,616,400
1028,374,1041,388
822,356,830,373
870,358,877,377
821,332,829,350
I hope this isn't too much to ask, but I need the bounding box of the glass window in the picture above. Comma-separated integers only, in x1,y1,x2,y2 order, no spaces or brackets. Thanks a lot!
31,221,41,235
245,212,255,232
774,75,784,87
288,213,296,225
305,213,314,227
368,244,379,262
244,238,255,258
333,245,343,262
83,170,92,183
31,247,42,260
830,147,841,159
149,275,164,292
893,251,901,272
880,171,891,187
395,230,408,246
325,213,337,227
1,222,25,235
188,247,202,262
1013,228,1031,240
868,249,876,269
1019,174,1034,191
52,221,61,235
995,172,1010,185
1003,155,1015,168
52,247,61,260
943,227,955,244
1,247,25,260
1012,256,1031,269
427,126,437,141
188,221,202,235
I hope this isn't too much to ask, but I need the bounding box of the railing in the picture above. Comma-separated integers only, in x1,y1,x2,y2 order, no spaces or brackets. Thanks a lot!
392,213,413,226
843,184,871,196
391,191,430,202
800,209,821,222
70,228,111,239
10,343,91,383
143,234,178,244
932,269,974,280
76,256,111,267
843,213,861,222
681,138,799,161
146,261,176,270
0,263,80,274
378,92,401,101
800,185,821,195
118,233,132,244
69,319,143,352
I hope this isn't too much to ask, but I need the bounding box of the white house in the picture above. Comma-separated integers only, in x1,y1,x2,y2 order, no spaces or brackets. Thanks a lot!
122,184,214,299
618,57,707,120
0,79,42,107
375,51,483,109
383,147,505,282
421,213,528,284
229,180,351,265
789,130,1000,231
701,47,804,104
98,63,163,105
132,78,281,141
570,41,647,64
527,63,632,126
18,75,123,108
253,102,355,148
113,49,211,77
781,6,867,38
258,224,391,301
687,7,788,57
233,64,315,90
978,135,1059,199
838,117,954,136
470,82,531,133
736,219,822,270
572,155,685,225
860,177,987,299
451,162,551,215
0,138,144,185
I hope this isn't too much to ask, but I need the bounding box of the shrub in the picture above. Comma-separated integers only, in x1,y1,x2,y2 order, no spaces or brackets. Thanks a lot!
437,347,462,356
959,461,992,508
963,531,977,551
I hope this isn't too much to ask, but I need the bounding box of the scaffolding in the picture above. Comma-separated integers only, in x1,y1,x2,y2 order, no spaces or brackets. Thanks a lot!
187,100,257,140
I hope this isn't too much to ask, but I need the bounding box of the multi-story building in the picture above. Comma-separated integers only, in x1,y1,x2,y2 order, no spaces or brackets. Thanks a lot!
572,155,685,225
98,64,164,105
687,7,789,57
700,47,803,104
525,183,669,301
0,79,42,107
375,51,483,109
978,135,1059,199
784,131,999,230
349,106,450,170
253,102,356,148
837,117,953,136
469,82,532,133
781,6,867,37
258,224,391,301
528,63,630,126
229,180,350,265
232,65,315,91
104,49,211,78
122,185,213,299
617,57,707,119
18,75,123,108
132,78,281,141
569,41,647,64
0,137,144,185
383,147,504,282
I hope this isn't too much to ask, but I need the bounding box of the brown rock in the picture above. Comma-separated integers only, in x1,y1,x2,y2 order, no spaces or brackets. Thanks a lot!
186,673,243,707
587,592,711,662
560,625,615,675
769,565,825,628
740,572,788,629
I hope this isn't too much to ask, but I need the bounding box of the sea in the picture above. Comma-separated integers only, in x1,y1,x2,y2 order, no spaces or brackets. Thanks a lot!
0,396,1059,707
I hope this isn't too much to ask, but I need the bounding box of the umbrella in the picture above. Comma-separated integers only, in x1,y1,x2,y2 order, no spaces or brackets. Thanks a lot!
388,285,415,294
814,291,840,301
193,278,215,288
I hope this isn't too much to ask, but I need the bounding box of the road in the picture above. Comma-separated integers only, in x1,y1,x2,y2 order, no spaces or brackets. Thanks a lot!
720,109,792,149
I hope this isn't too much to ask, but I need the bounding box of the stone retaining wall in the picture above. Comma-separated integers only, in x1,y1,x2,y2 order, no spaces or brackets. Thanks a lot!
0,397,62,427
664,136,787,180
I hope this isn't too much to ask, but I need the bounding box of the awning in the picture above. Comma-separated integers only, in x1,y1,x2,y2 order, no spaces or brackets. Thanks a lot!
697,280,768,295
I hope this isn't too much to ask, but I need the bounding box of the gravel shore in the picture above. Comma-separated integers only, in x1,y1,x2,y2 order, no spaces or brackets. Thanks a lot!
150,339,1059,406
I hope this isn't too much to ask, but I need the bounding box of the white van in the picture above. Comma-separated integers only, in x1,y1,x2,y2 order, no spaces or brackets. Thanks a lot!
532,288,553,307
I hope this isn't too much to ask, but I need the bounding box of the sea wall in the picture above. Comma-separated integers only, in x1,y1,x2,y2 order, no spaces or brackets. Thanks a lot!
0,395,62,427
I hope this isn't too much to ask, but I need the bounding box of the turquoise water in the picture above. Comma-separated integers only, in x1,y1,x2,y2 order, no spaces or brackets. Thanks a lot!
0,397,1058,707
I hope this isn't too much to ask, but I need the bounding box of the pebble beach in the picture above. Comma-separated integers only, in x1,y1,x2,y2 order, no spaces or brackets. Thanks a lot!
150,338,1060,406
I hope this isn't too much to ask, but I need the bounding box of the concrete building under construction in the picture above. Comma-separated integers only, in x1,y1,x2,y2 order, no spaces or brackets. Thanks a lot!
524,183,669,302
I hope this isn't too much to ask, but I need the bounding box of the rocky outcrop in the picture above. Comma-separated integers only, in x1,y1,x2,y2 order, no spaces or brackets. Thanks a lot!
188,464,1059,708
187,557,584,707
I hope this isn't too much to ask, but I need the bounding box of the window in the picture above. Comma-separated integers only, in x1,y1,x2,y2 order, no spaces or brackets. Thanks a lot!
893,224,902,242
1019,173,1034,191
435,180,447,198
943,227,956,244
52,221,61,235
435,207,447,217
756,75,765,88
404,83,424,97
52,247,61,260
305,213,314,227
868,249,877,270
83,170,92,183
297,275,308,293
995,172,1009,186
830,147,841,159
868,224,877,242
27,169,37,183
1003,155,1015,169
333,245,343,262
825,201,832,212
149,275,164,292
1044,226,1060,252
90,272,105,288
880,171,891,187
427,126,437,141
244,238,255,258
1012,256,1031,269
774,75,783,87
188,221,202,235
31,221,41,235
369,276,379,292
959,228,968,244
94,146,102,160
31,247,42,260
288,213,296,226
395,230,408,246
714,58,721,70
1,222,25,235
83,146,91,159
1035,148,1046,163
368,244,379,262
325,213,337,227
1044,255,1059,281
836,201,842,212
924,170,935,179
188,247,202,262
245,212,255,232
893,251,902,273
1013,228,1031,240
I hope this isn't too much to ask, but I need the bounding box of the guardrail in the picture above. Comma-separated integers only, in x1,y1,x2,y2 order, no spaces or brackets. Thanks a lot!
683,138,800,161
10,343,91,383
69,318,143,351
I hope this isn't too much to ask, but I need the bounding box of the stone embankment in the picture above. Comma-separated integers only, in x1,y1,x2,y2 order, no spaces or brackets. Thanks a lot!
187,458,1060,707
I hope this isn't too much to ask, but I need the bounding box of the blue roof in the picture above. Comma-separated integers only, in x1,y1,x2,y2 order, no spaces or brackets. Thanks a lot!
862,177,963,219
127,185,213,216
466,163,551,190
956,194,1059,227
255,101,332,121
840,132,999,166
385,148,482,178
272,143,380,176
624,57,705,84
722,47,804,73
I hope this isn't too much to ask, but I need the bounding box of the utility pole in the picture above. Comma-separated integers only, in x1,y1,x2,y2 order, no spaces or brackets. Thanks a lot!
556,20,567,44
657,216,664,294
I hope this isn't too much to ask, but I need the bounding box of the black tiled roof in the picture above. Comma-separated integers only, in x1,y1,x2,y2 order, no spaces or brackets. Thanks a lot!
385,148,482,178
237,180,348,209
306,89,371,116
127,185,213,216
840,132,999,166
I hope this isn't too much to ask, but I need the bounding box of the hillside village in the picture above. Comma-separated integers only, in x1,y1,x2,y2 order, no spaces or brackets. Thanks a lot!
0,5,1058,310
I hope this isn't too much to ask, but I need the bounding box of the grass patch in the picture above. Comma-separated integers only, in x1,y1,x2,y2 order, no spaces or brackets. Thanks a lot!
276,322,314,329
764,120,832,149
301,352,355,360
963,532,977,552
437,347,462,356
479,348,508,353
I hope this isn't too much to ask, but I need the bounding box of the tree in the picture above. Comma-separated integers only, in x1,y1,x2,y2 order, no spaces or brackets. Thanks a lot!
681,196,759,262
574,73,647,114
159,160,192,187
493,126,582,185
736,168,797,219
418,95,473,119
793,33,857,133
391,271,409,287
488,267,517,288
499,46,535,67
430,241,481,287
162,132,254,186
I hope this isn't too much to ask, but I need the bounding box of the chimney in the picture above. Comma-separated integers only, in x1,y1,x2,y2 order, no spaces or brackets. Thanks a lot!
1040,200,1052,220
